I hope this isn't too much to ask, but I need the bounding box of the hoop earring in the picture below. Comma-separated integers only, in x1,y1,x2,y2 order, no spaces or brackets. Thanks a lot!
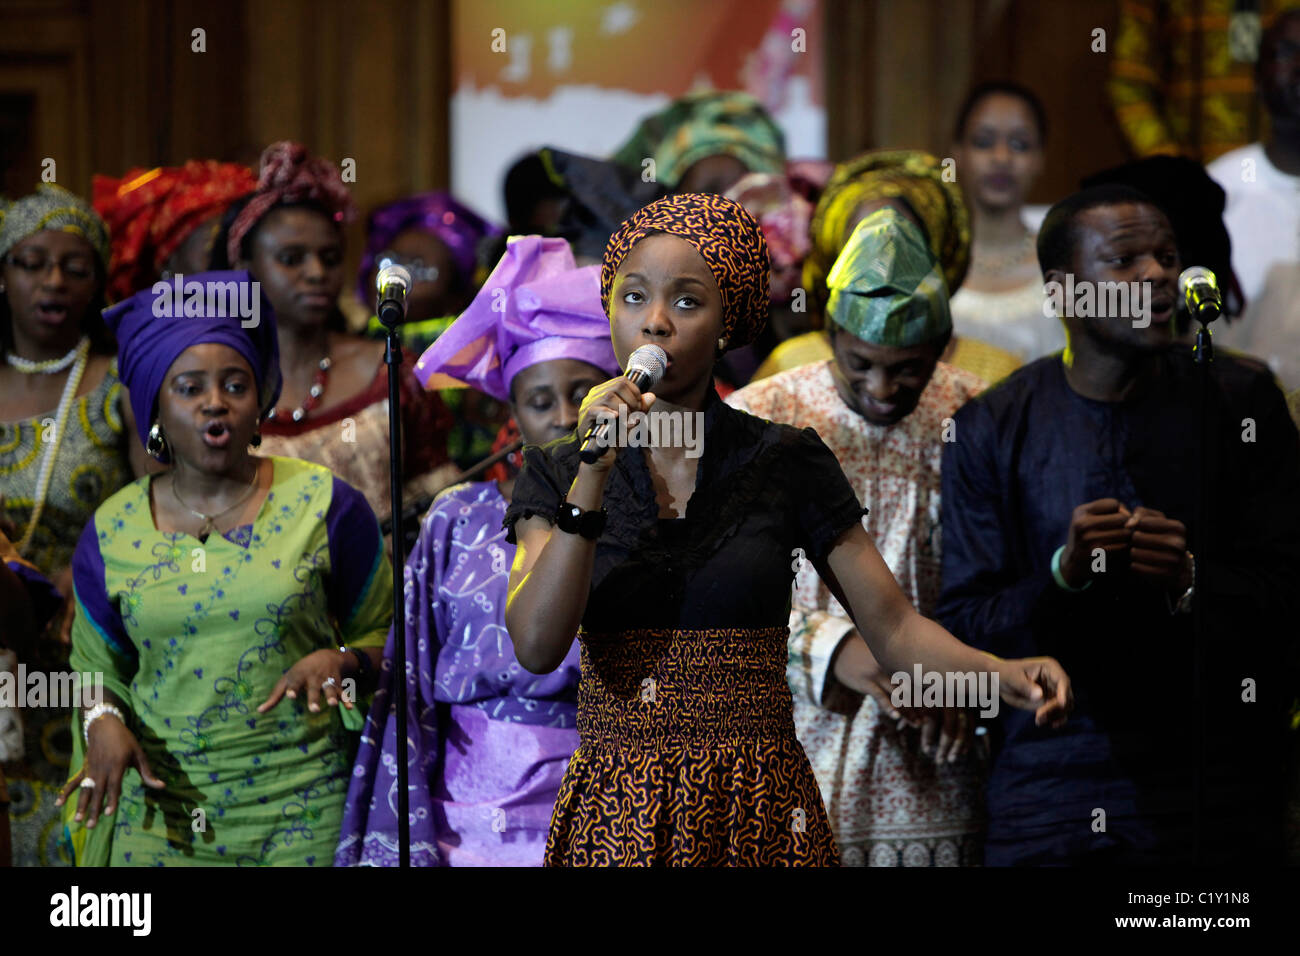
146,421,169,461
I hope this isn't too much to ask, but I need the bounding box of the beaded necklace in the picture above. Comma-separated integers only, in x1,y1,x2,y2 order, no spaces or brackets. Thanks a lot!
15,338,91,554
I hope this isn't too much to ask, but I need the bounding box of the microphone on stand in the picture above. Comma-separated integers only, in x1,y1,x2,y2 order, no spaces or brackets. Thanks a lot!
376,263,412,328
1179,266,1223,325
373,261,414,866
578,344,669,464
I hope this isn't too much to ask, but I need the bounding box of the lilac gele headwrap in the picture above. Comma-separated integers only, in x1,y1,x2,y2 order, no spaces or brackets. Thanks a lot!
413,235,619,403
355,191,500,304
103,270,282,459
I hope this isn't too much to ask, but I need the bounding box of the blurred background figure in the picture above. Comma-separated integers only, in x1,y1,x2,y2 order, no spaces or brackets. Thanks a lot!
610,89,787,196
1208,8,1300,391
1110,0,1300,162
720,159,833,387
355,190,500,351
949,82,1064,363
92,160,257,302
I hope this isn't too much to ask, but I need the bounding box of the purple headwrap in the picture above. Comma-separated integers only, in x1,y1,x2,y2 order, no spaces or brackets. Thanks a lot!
413,235,619,403
356,191,500,305
103,269,282,459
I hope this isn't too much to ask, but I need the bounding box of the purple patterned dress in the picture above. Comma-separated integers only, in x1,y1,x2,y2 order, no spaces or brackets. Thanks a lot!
335,481,580,866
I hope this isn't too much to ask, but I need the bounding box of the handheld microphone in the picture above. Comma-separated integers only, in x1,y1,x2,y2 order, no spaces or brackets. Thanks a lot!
578,344,668,464
375,263,412,328
1179,266,1223,324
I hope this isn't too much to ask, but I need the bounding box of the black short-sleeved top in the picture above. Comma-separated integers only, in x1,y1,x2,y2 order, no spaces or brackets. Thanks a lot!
503,386,867,631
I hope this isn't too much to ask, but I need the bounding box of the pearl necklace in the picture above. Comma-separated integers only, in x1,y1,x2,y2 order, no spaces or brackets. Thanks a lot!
5,336,89,374
16,338,91,554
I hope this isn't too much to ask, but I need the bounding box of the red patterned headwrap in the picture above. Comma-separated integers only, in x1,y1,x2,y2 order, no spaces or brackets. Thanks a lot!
224,141,355,266
93,161,256,302
600,193,770,351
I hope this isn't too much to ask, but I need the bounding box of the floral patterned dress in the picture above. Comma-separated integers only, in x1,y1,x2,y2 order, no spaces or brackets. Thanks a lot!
64,456,392,866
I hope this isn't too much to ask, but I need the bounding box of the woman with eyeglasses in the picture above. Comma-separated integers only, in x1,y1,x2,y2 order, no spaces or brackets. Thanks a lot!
0,184,140,866
210,143,459,538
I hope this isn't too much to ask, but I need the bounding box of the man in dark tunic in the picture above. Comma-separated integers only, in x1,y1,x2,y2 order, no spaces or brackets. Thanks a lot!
937,184,1300,865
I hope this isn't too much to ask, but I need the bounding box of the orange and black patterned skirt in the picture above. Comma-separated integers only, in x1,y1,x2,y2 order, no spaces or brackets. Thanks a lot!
544,626,840,867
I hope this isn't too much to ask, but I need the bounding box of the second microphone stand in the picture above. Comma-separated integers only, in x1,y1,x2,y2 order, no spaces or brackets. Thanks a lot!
377,288,412,867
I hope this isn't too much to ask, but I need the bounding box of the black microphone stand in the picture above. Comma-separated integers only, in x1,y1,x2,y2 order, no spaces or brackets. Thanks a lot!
376,289,411,867
1191,314,1214,866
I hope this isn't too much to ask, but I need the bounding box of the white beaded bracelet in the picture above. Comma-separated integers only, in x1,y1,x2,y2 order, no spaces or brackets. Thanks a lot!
83,703,128,748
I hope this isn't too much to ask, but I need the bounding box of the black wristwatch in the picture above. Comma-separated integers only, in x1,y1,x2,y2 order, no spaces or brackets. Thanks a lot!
555,501,607,540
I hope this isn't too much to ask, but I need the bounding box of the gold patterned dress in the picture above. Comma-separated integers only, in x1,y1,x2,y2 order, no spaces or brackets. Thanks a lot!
0,355,132,867
504,388,866,866
0,357,132,575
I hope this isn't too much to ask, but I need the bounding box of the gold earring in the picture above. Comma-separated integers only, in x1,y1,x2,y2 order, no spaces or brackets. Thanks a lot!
717,337,728,351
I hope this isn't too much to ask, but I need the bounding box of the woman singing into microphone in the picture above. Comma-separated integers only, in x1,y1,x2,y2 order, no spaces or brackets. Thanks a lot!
504,193,1073,866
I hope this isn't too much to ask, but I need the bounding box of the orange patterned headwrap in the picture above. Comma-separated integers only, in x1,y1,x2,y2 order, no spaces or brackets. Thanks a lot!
600,193,770,351
93,161,256,302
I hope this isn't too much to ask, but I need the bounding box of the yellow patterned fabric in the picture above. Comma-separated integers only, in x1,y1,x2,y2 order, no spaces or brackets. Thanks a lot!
750,331,1022,386
805,151,971,322
1110,0,1300,162
544,626,839,866
0,359,131,574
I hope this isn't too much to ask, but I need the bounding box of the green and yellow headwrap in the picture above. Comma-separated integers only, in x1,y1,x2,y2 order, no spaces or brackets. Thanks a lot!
0,183,110,271
805,150,970,319
611,90,786,191
826,208,951,347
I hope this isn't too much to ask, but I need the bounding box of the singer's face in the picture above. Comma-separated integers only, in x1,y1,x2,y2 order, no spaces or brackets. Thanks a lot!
1058,202,1180,354
609,234,725,401
241,208,344,328
510,358,607,445
156,343,260,475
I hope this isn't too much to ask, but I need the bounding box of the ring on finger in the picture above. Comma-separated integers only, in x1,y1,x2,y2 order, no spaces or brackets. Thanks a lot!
321,676,338,690
80,777,97,789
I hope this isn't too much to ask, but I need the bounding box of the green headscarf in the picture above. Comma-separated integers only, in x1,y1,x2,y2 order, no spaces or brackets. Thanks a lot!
826,208,951,347
611,90,786,190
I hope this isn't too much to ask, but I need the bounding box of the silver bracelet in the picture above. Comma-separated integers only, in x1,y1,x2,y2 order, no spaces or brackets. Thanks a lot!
83,702,127,748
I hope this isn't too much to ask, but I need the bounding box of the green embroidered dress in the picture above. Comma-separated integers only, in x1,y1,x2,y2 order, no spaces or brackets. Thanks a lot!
64,456,392,865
